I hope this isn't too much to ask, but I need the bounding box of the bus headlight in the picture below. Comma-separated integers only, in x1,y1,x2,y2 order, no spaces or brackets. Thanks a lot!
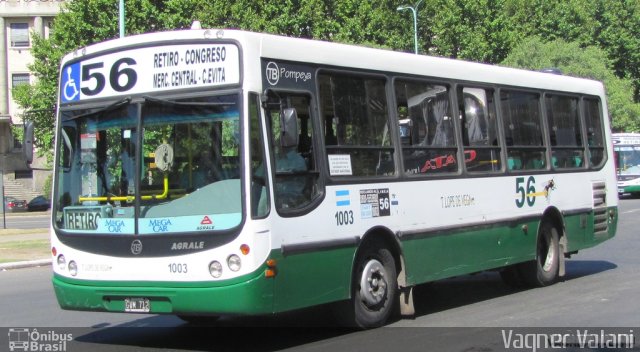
227,255,241,272
57,255,66,270
68,260,78,276
209,261,223,278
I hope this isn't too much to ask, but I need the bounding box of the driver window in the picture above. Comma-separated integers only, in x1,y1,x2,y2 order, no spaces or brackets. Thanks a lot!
264,92,320,212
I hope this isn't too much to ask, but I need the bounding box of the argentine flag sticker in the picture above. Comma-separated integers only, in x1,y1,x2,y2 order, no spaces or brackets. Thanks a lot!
336,190,350,207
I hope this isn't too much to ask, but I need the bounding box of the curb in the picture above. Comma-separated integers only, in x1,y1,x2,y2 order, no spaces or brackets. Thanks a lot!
0,258,51,270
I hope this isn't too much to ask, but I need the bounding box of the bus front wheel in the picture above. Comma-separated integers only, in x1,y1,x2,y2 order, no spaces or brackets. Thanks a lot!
349,243,398,328
519,222,560,287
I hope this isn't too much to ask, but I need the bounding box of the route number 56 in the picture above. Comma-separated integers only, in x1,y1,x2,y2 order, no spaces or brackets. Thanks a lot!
82,58,137,96
515,176,536,208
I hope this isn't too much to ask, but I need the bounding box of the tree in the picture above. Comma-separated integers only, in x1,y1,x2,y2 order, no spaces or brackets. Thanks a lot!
15,0,640,160
421,0,519,62
594,0,640,101
13,0,165,161
501,37,640,132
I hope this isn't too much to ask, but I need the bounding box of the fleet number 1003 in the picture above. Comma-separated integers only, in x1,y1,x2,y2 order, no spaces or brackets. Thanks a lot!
335,210,354,226
168,263,188,274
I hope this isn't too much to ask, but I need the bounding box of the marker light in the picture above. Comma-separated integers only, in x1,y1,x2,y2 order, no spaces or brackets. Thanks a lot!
68,260,78,276
57,255,66,270
51,247,57,257
240,244,250,255
209,261,223,278
227,255,241,272
265,258,277,278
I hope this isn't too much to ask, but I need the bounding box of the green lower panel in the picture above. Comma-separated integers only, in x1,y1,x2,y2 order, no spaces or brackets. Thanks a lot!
271,246,355,312
401,209,616,286
53,269,274,315
402,220,539,285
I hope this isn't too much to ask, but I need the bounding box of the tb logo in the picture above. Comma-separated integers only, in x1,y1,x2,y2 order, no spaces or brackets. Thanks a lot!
266,62,279,86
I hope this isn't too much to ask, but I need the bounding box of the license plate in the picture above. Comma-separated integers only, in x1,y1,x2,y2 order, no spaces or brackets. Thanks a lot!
124,297,150,312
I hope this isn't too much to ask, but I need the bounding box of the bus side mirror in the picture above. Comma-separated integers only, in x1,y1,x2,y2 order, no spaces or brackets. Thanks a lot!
23,121,34,164
280,108,299,148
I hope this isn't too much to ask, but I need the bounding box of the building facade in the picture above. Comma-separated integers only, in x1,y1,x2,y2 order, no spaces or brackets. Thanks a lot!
1,0,64,199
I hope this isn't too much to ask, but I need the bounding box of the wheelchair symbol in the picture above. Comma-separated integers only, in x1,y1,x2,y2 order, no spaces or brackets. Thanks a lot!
63,66,80,102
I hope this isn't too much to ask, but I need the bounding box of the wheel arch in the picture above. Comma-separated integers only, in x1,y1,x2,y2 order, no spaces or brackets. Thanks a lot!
540,206,568,276
356,226,403,278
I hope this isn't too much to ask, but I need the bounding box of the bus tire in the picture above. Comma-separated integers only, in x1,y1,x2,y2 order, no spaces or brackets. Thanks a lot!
519,222,560,287
350,243,398,329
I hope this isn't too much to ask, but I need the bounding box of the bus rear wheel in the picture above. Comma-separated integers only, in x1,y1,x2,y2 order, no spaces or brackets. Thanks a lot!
519,222,560,287
349,243,397,329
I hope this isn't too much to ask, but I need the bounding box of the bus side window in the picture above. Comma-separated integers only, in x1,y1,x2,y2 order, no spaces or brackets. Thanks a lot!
264,92,320,212
457,86,501,173
249,93,270,218
583,98,606,168
545,94,584,169
318,73,396,177
394,79,457,175
500,90,546,171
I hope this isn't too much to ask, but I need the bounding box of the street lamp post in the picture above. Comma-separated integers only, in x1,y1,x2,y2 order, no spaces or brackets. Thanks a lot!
397,0,423,54
119,0,125,38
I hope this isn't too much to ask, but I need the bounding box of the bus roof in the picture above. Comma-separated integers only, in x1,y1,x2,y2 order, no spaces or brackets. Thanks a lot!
61,28,606,96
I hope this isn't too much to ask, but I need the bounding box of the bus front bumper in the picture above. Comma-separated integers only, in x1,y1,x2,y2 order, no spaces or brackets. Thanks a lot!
52,271,274,315
618,184,640,194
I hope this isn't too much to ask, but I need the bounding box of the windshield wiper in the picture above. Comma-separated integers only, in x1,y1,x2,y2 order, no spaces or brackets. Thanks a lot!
143,96,235,107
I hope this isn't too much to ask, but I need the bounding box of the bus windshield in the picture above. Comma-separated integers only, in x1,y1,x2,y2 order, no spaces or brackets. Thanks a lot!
615,145,640,178
54,94,242,234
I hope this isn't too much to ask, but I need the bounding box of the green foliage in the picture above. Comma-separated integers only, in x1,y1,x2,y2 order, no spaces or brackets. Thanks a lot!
594,0,640,100
501,37,640,132
12,0,640,159
42,174,53,200
423,0,519,62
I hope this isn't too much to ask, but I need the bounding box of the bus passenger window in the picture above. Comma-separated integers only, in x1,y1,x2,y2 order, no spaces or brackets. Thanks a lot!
318,73,396,177
457,87,501,172
545,94,584,169
583,98,606,168
394,79,457,175
501,90,546,171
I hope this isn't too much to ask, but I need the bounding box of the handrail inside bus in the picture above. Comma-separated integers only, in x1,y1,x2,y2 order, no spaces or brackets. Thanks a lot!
78,174,169,203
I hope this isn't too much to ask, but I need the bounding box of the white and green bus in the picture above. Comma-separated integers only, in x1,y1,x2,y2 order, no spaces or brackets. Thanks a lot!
51,28,618,328
613,133,640,196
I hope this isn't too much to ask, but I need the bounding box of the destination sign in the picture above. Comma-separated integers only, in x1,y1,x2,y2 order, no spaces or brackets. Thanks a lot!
64,206,105,230
60,44,240,103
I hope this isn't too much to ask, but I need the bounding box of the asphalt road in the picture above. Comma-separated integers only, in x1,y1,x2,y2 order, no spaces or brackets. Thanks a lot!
0,211,50,229
1,199,639,351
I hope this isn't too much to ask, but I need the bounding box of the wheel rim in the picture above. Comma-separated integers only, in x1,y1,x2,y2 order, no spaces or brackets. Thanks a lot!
541,233,557,272
359,259,388,307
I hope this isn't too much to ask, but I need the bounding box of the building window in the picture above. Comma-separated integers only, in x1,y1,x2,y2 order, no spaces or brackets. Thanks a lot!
10,23,30,47
12,74,30,88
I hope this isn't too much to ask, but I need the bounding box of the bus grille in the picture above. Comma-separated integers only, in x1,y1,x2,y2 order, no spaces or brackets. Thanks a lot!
592,181,608,236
